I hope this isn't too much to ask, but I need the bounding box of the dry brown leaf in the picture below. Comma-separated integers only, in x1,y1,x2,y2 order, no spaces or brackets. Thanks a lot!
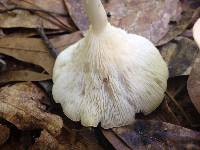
0,129,38,150
160,37,199,77
0,10,69,30
0,124,10,146
102,120,200,150
0,0,74,30
10,0,67,15
0,70,51,83
50,31,82,53
0,37,54,74
31,128,104,150
0,82,63,136
0,32,83,75
31,130,61,150
187,53,200,113
65,0,182,43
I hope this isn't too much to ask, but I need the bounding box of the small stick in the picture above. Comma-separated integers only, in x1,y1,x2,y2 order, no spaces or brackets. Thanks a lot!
165,91,192,125
36,27,58,58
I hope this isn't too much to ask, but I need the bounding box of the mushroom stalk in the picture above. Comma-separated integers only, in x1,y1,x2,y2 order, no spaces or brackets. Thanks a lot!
84,0,108,34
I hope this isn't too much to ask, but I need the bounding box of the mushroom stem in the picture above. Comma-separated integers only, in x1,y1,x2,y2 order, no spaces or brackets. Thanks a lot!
84,0,108,34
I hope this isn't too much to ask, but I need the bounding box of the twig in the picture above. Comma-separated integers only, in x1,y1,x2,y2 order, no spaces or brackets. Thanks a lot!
36,26,58,58
165,91,192,125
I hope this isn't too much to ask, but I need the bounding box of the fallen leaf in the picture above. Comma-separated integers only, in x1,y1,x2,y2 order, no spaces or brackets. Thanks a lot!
0,37,54,74
65,0,182,43
0,129,39,150
156,9,193,46
102,120,200,150
102,129,131,150
138,98,180,126
31,127,104,150
0,124,10,146
50,31,82,53
166,76,200,128
160,37,199,77
0,33,83,74
0,70,51,83
0,0,74,30
10,0,67,15
0,82,63,136
187,53,200,113
31,130,61,150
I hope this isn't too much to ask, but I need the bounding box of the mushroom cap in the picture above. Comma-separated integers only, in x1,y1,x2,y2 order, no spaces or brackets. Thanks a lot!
193,19,200,48
52,24,168,129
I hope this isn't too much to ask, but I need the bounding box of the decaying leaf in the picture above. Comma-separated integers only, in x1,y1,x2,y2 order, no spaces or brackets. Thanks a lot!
0,37,54,74
65,0,182,43
10,0,68,15
0,0,74,30
0,33,83,75
167,76,200,128
0,82,63,136
0,70,51,83
187,53,200,113
138,98,180,125
50,31,82,53
0,124,10,146
31,130,61,150
156,9,193,46
160,37,199,77
102,130,131,150
102,120,200,150
31,127,104,150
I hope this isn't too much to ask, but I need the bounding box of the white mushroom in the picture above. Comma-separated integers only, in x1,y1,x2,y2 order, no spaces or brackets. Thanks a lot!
193,19,200,48
52,0,168,129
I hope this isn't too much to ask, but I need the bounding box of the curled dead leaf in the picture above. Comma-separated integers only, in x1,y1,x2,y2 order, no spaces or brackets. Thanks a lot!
0,82,63,136
102,120,200,150
0,124,10,146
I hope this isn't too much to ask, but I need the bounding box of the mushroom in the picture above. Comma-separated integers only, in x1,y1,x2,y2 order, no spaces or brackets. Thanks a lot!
193,19,200,48
52,0,168,129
